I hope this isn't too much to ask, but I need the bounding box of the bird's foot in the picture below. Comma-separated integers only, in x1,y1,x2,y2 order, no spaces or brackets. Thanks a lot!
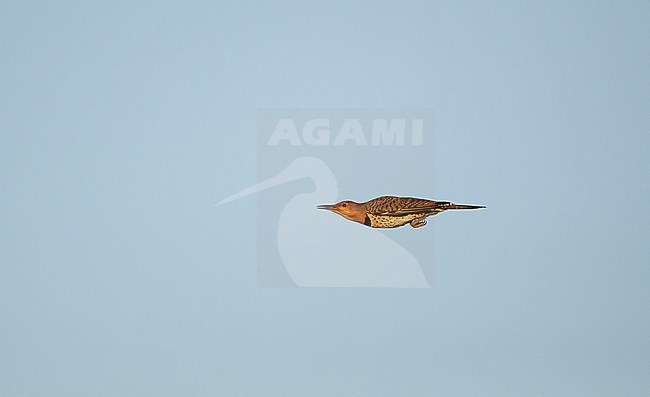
410,218,427,228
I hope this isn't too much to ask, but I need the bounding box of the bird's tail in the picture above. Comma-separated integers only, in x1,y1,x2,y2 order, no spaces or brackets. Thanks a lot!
445,203,486,210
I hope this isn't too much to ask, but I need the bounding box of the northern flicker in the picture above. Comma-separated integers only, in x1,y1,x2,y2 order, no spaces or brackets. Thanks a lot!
317,196,485,229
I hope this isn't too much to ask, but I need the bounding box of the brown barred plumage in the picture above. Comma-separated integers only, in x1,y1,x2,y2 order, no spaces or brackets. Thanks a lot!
317,196,485,229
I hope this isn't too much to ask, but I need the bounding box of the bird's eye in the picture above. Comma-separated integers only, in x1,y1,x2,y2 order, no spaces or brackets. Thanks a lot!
341,203,347,207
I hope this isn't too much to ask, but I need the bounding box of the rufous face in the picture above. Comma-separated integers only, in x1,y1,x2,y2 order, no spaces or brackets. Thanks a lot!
317,201,363,222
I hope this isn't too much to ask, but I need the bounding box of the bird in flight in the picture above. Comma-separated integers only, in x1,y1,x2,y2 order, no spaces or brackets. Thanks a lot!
317,196,485,229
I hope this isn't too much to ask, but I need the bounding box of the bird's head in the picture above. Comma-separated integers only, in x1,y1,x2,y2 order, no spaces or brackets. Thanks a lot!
317,200,366,224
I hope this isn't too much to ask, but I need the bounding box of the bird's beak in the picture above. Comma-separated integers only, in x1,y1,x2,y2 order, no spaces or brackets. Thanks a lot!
317,204,335,211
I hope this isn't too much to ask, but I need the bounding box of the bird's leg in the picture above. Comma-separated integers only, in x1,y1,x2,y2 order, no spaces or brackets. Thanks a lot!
410,218,427,228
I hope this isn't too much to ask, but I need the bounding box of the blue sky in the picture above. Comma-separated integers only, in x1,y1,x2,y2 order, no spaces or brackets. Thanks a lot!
1,1,649,396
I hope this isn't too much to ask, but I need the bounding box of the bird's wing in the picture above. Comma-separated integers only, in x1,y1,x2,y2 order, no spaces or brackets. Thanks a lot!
371,197,449,216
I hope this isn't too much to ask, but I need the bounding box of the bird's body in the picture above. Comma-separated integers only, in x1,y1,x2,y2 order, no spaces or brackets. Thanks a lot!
318,196,485,229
